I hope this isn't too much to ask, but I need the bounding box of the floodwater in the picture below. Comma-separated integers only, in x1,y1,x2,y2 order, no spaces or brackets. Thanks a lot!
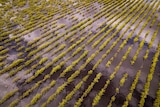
0,0,160,107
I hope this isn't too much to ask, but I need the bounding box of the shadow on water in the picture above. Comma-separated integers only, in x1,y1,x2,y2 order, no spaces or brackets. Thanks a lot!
8,36,53,96
100,24,110,32
17,65,53,95
125,36,148,48
61,61,116,106
80,68,117,107
50,66,66,80
132,88,155,107
11,25,19,29
64,59,94,92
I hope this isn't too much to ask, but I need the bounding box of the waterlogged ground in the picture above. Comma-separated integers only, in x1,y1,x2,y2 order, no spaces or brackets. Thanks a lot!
0,0,160,107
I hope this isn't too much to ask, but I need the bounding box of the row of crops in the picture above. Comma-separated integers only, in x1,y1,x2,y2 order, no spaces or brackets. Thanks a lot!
0,0,160,107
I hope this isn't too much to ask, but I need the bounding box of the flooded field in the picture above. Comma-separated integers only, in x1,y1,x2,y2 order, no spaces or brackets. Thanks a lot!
0,0,160,107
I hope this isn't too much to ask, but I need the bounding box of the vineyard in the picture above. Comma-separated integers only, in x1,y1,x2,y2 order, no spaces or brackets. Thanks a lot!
0,0,160,107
